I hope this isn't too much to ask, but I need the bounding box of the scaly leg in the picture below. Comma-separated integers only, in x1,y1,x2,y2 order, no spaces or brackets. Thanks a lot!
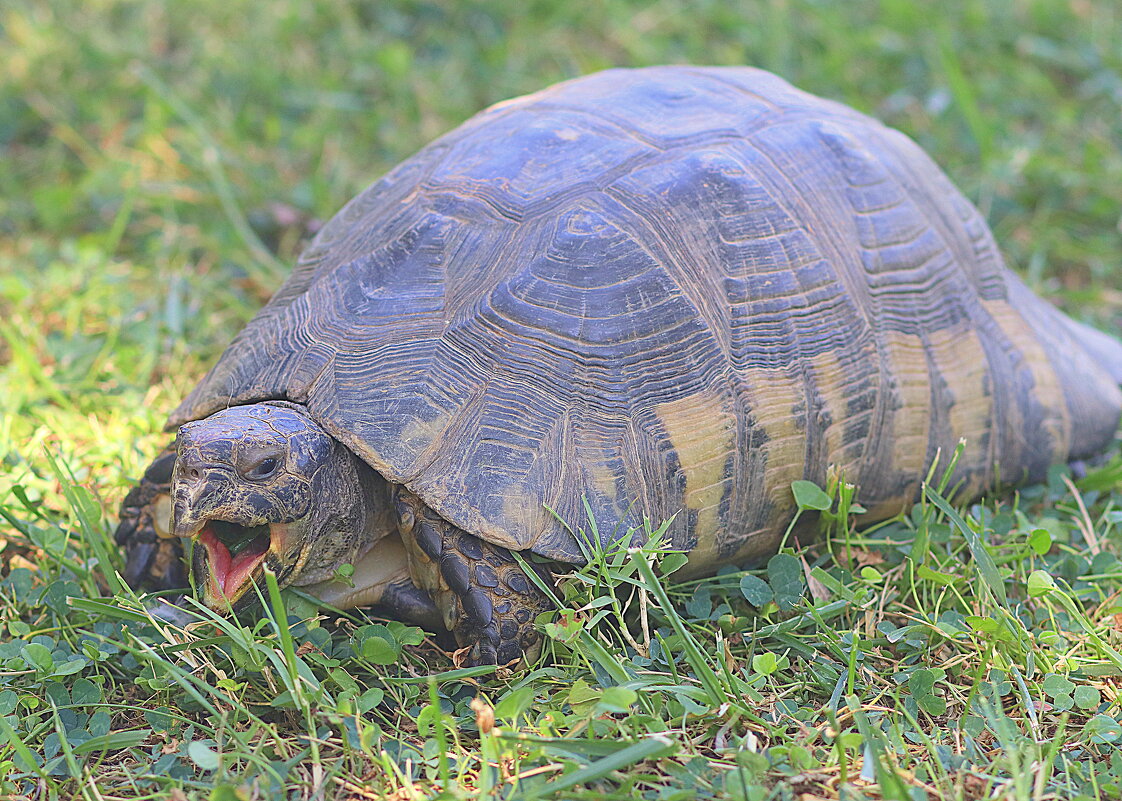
393,487,552,666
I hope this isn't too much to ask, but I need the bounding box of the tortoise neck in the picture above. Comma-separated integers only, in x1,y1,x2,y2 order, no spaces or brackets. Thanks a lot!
289,442,396,586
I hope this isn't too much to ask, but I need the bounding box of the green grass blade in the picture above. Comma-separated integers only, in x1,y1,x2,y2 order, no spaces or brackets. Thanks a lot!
0,715,42,775
924,484,1007,607
518,734,677,800
70,728,152,756
67,597,151,623
632,550,727,707
43,449,121,593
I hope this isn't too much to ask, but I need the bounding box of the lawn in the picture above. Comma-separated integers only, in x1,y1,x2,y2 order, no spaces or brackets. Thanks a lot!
2,0,1122,798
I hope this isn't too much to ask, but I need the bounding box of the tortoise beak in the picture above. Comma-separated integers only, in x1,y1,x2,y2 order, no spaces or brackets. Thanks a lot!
193,524,273,609
172,468,273,608
173,507,208,541
171,465,237,540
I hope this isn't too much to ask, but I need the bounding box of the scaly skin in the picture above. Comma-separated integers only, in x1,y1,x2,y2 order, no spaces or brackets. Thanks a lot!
115,444,185,591
393,486,552,667
170,403,390,610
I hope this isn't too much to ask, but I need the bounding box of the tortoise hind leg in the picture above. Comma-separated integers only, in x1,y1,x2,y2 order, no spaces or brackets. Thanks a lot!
393,487,552,667
114,443,187,591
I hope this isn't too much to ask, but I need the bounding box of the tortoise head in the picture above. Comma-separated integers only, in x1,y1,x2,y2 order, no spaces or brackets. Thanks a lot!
171,402,370,610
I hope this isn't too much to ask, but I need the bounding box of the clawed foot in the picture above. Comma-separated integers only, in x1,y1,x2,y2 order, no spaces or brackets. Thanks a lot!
114,445,187,591
393,487,552,667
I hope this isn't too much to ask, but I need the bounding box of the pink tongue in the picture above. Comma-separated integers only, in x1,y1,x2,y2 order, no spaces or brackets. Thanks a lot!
200,527,268,597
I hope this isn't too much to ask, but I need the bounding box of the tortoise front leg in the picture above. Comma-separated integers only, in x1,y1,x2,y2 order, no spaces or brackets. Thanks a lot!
114,443,187,591
297,535,445,631
393,487,552,667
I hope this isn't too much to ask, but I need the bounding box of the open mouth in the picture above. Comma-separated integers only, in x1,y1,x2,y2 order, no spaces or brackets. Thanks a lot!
195,521,273,606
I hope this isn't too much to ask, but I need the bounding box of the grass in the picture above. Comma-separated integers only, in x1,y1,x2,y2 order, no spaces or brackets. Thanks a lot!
2,0,1122,798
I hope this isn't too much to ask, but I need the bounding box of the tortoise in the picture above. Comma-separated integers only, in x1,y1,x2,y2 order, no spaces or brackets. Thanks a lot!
115,66,1122,666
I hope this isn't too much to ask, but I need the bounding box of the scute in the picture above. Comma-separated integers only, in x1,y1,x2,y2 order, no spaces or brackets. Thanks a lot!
171,66,1122,568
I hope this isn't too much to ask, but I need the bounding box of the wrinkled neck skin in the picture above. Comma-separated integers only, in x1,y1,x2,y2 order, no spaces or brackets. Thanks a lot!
286,441,395,588
282,439,424,618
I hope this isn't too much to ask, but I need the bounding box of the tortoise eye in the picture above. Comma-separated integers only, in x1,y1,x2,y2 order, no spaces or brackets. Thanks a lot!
245,457,279,481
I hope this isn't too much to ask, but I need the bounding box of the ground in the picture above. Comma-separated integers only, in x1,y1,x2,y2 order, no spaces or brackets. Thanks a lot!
1,1,1122,799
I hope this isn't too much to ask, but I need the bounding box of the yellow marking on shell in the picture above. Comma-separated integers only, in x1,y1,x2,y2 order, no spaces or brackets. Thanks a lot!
399,410,453,454
586,458,621,509
655,391,737,565
483,87,551,115
926,325,993,495
725,366,807,564
808,351,867,480
982,299,1071,465
858,329,933,518
501,492,535,540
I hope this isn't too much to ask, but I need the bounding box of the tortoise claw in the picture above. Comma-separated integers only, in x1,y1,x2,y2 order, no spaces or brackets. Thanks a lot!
373,577,444,632
121,539,157,588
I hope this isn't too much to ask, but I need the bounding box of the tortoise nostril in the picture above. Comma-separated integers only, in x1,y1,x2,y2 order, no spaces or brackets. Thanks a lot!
187,468,202,481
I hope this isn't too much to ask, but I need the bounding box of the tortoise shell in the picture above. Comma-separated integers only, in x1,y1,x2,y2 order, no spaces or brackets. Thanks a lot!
170,66,1122,570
